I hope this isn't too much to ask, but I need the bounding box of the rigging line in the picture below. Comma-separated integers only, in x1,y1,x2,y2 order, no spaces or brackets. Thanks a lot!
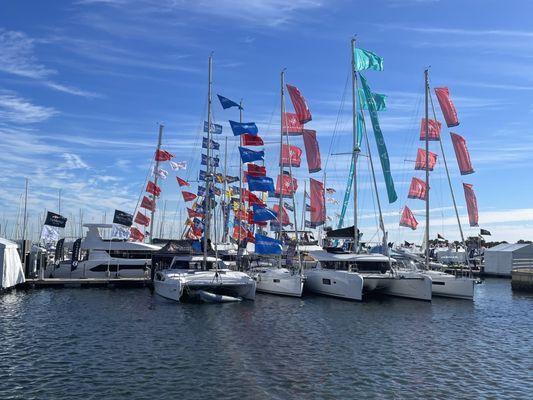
324,67,350,171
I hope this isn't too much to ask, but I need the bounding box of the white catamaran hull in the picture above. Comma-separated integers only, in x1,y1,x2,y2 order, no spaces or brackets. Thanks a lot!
375,272,432,301
250,268,304,297
425,271,474,300
305,268,363,301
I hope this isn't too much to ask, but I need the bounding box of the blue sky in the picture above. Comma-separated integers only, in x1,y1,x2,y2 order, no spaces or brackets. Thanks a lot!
1,0,532,243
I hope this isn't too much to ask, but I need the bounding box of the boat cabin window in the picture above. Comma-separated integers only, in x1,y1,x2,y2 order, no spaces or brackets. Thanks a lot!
107,250,152,259
321,260,390,273
170,260,223,270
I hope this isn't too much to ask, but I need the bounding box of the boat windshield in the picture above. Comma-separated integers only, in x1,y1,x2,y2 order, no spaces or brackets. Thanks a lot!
170,260,224,270
321,260,391,273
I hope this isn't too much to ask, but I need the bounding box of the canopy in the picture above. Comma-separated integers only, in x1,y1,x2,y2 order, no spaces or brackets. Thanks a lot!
1,238,25,289
326,226,360,239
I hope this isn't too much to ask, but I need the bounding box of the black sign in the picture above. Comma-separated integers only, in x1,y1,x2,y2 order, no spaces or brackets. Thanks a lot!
480,229,491,236
54,238,65,264
71,238,82,272
113,209,133,227
45,211,67,228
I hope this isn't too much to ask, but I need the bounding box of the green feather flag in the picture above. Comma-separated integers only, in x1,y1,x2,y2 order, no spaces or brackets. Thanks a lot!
354,48,384,72
358,89,387,111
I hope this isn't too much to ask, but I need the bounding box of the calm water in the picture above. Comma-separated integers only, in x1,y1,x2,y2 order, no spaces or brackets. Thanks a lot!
0,279,531,399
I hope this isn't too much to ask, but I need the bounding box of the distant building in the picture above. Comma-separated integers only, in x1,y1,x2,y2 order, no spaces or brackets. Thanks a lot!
484,243,533,277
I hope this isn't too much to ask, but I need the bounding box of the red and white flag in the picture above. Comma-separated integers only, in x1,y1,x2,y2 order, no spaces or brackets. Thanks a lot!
419,118,442,141
280,144,302,168
146,181,161,197
286,84,312,124
282,112,304,135
407,177,428,200
399,206,418,230
130,227,145,242
152,166,168,179
415,148,438,171
134,212,150,227
140,196,156,212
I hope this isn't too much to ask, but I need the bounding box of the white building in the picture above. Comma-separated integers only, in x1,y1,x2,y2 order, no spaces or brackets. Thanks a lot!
484,243,533,277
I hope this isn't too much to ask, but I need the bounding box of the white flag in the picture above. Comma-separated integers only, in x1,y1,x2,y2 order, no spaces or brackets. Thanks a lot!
152,166,168,179
170,160,187,170
40,225,60,244
326,197,338,204
111,223,130,240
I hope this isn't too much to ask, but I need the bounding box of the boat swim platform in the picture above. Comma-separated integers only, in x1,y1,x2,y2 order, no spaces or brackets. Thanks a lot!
21,277,150,289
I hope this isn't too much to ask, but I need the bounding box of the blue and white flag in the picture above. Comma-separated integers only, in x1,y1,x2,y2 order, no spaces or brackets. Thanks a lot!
204,121,223,134
202,137,220,150
247,176,274,192
197,186,206,196
239,147,264,163
230,120,258,136
201,154,219,167
199,170,207,181
252,205,277,222
217,94,242,110
255,234,283,255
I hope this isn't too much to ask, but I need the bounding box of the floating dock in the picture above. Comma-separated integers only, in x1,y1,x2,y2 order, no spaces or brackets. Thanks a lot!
21,277,150,289
511,267,533,292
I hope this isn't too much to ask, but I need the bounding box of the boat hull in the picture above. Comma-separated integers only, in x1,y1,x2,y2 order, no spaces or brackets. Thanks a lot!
250,268,304,297
373,272,433,301
425,271,475,300
304,268,363,301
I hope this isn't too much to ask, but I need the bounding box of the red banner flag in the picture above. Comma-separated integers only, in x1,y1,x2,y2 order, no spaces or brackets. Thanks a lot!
129,226,145,242
415,148,438,171
134,212,150,227
310,178,326,227
282,112,304,135
140,196,156,212
280,144,302,167
242,188,266,207
399,206,418,230
242,133,264,146
408,177,428,200
286,84,312,124
182,191,197,202
235,208,249,221
450,132,474,175
155,149,174,161
146,181,161,197
176,176,190,187
434,87,459,128
302,129,322,173
463,183,479,227
232,225,249,241
187,207,205,219
419,118,442,141
273,204,291,226
247,163,266,177
275,173,298,197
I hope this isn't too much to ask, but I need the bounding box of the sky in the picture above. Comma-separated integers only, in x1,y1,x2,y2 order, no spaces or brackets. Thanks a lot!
1,0,532,244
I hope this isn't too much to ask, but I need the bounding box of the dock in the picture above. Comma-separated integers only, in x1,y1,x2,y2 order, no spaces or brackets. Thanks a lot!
511,267,533,292
21,277,150,289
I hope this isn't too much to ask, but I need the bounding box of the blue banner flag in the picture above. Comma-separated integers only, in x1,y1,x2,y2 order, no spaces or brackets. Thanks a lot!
255,234,283,255
230,120,258,136
204,121,223,134
197,186,206,196
252,205,277,222
202,137,220,150
199,170,207,181
239,147,264,163
217,94,242,110
231,185,240,195
202,154,219,167
247,176,274,192
354,48,384,72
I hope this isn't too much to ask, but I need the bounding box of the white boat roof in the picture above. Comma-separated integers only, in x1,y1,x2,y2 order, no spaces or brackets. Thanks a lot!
171,255,221,262
81,224,161,251
308,250,394,262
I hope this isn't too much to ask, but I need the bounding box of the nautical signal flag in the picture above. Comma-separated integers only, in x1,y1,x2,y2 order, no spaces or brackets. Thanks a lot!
415,148,438,171
241,133,264,146
286,84,312,124
169,160,187,170
247,176,275,192
140,196,156,212
230,120,258,136
239,147,264,163
202,137,220,150
155,149,174,161
199,170,207,181
176,176,190,187
399,206,418,230
134,212,150,227
146,181,161,196
280,144,302,168
130,227,145,242
419,118,442,141
187,207,205,219
152,166,168,179
204,121,223,134
182,191,197,202
480,229,491,236
217,94,242,110
201,154,219,168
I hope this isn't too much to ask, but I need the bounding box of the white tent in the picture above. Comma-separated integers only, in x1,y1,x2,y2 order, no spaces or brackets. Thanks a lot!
0,238,26,289
484,243,533,277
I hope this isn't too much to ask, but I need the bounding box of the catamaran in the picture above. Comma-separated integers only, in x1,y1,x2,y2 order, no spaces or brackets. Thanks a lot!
398,69,476,300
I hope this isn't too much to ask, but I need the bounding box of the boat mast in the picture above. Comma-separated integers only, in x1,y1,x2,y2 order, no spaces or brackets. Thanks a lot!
203,53,214,268
278,69,286,242
237,99,244,249
150,123,164,243
351,37,360,252
424,69,430,269
222,136,228,243
21,178,28,267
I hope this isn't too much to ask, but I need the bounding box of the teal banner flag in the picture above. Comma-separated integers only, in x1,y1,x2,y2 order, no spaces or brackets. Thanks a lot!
358,89,387,111
337,111,363,228
359,73,397,204
354,48,384,71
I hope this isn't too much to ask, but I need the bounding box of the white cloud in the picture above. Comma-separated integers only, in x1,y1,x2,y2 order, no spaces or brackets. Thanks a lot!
0,92,57,123
60,153,90,170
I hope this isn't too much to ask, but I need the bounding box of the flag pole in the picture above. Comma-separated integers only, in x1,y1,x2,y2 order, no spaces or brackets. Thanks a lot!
21,178,28,270
351,37,360,253
424,69,430,270
203,53,213,269
278,69,286,244
150,123,164,244
237,99,244,251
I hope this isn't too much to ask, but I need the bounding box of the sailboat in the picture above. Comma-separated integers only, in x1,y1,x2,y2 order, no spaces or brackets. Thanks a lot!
153,54,256,302
398,70,476,300
306,38,432,301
